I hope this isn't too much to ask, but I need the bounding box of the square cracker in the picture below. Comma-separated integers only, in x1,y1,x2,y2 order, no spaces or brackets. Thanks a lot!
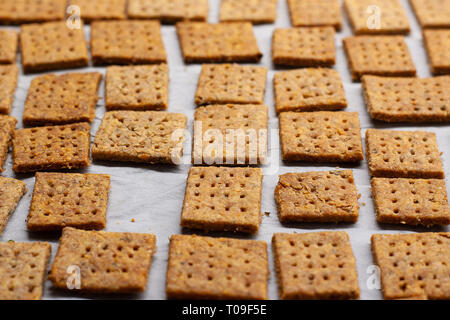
274,68,347,113
272,27,336,67
362,75,450,123
176,22,262,63
0,242,51,300
181,167,263,234
275,170,359,223
0,0,66,25
371,232,450,300
272,232,360,299
219,0,277,24
20,21,89,74
279,111,364,162
105,64,169,111
410,0,450,28
365,129,444,179
344,0,410,35
166,234,269,299
371,178,450,226
49,227,156,293
0,65,18,114
27,172,110,231
423,29,450,75
127,0,209,23
23,72,102,126
287,0,342,30
69,0,127,22
343,36,416,81
0,176,26,235
193,104,268,165
92,111,187,164
195,64,267,106
91,20,167,66
0,30,18,64
12,123,91,173
0,115,16,173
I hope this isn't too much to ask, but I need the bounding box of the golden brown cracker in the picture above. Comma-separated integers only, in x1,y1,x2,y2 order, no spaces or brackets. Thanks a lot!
0,115,16,173
0,65,18,115
0,29,17,64
410,0,450,28
0,177,26,235
423,29,450,75
287,0,342,30
69,0,127,22
0,0,66,25
219,0,277,24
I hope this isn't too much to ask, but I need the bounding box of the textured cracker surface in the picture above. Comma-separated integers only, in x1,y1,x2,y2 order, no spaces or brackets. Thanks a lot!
0,176,26,235
0,115,16,172
0,30,17,64
0,0,65,24
0,65,18,114
287,0,342,30
127,0,208,22
410,0,450,28
423,29,450,75
69,0,127,22
219,0,277,24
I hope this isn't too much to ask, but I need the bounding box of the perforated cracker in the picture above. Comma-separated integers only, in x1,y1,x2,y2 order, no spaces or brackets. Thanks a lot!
92,111,187,164
219,0,277,24
0,0,66,25
274,68,347,113
0,242,51,300
105,64,168,111
176,22,262,63
410,0,450,28
279,111,363,162
23,72,102,126
49,227,156,293
423,29,450,75
365,129,444,179
181,167,263,234
69,0,127,22
166,234,269,299
371,232,450,300
27,172,110,231
91,20,167,66
0,65,18,115
12,123,91,173
287,0,342,30
0,30,17,64
272,232,360,299
0,115,16,173
343,36,416,81
362,75,450,122
0,177,26,235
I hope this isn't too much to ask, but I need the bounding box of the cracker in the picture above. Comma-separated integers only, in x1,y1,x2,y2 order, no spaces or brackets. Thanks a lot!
193,104,268,165
176,22,262,63
49,227,156,293
0,30,18,64
219,0,277,24
12,123,91,173
362,75,450,122
410,0,450,29
343,36,416,81
69,0,127,22
272,232,360,299
27,172,110,231
0,115,16,173
127,0,209,23
105,64,168,111
0,65,18,114
0,242,51,300
371,232,450,300
181,167,263,234
92,111,187,165
91,20,167,66
274,68,347,113
423,29,450,75
279,111,364,162
166,234,269,299
287,0,342,30
275,170,359,223
23,72,102,126
272,27,336,67
195,64,267,106
0,177,26,235
365,129,445,179
0,0,66,25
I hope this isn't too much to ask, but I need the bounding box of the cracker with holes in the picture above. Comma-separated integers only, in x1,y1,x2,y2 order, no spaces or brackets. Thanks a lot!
127,0,209,23
176,22,262,63
0,242,51,300
23,72,102,126
195,64,267,106
272,27,336,67
49,227,156,293
0,177,26,235
362,75,450,122
91,20,167,66
193,104,268,165
0,65,18,115
69,0,127,22
274,68,347,113
27,172,110,231
287,0,342,30
275,170,359,223
272,232,360,299
371,178,450,226
343,36,416,81
371,232,450,300
92,111,187,164
0,0,66,25
219,0,277,24
12,123,91,173
105,64,168,111
423,29,450,75
0,30,18,64
0,115,16,172
166,234,269,299
410,0,450,28
181,167,263,233
365,129,444,179
20,22,89,73
279,111,363,162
